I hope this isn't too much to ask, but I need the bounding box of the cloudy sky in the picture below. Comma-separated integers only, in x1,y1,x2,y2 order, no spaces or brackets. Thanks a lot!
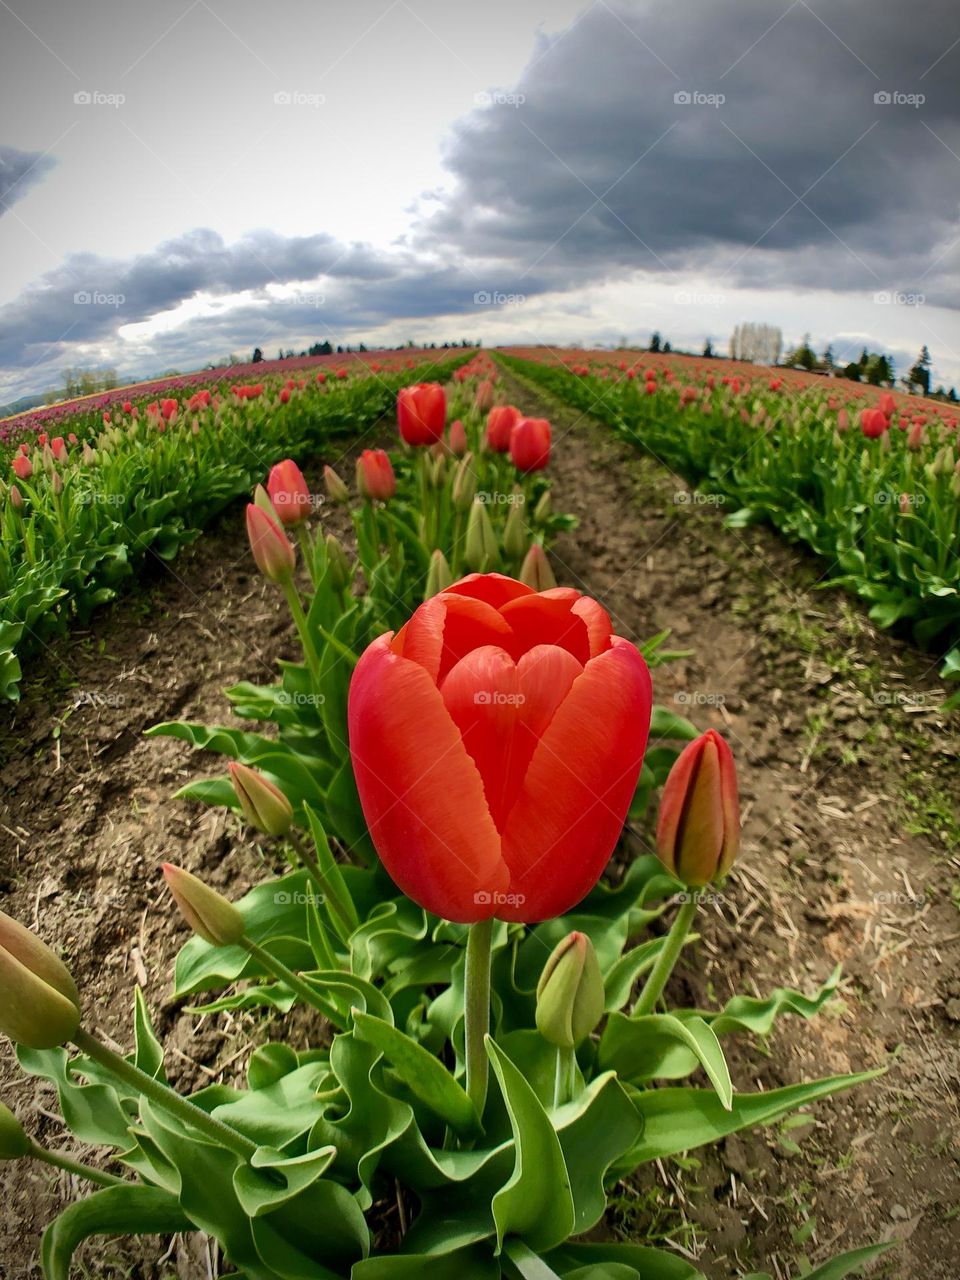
1,0,958,402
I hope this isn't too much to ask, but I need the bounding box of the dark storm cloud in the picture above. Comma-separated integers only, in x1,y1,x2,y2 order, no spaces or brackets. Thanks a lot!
0,145,56,214
418,0,960,303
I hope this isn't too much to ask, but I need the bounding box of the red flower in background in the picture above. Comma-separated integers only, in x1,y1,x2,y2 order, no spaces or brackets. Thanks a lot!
486,405,520,453
356,449,396,501
267,460,312,526
510,416,551,472
398,383,446,445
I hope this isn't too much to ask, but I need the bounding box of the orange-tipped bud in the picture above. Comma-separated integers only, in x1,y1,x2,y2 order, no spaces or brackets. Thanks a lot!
246,502,296,584
518,543,556,591
656,729,740,888
323,464,349,505
228,761,293,837
536,931,604,1048
449,419,468,456
0,912,81,1050
162,864,246,947
267,460,312,527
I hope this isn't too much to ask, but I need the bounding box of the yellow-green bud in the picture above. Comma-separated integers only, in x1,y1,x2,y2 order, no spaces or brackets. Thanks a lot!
324,534,352,593
0,1102,30,1159
0,912,81,1050
228,762,293,837
519,543,556,591
464,498,498,572
162,864,246,947
536,931,605,1049
502,500,528,560
425,548,453,597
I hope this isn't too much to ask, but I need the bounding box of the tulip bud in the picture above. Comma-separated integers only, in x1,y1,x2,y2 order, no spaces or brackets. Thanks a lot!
323,464,350,505
465,498,498,572
324,534,352,593
502,499,528,560
430,453,446,489
532,490,552,524
162,864,246,947
425,548,453,597
0,911,81,1050
9,486,23,513
246,502,296,584
656,729,740,888
229,761,293,837
535,931,605,1049
451,453,477,511
51,471,63,497
449,419,468,456
267,459,312,527
0,1102,30,1159
518,543,556,591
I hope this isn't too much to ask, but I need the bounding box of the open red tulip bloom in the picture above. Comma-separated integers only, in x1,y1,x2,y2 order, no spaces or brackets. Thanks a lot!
349,573,652,922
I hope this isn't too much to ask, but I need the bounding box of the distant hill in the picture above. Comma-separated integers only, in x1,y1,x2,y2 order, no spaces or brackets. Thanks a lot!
0,392,50,417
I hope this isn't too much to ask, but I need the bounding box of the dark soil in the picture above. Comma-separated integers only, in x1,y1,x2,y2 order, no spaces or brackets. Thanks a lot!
1,383,959,1278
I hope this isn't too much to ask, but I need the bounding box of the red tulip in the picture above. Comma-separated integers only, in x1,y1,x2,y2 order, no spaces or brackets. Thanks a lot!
878,393,896,418
51,437,67,461
279,388,291,404
486,405,520,452
398,383,446,445
449,419,468,456
475,379,495,412
348,573,652,922
510,417,551,473
267,459,311,526
656,729,739,888
907,422,924,450
11,455,32,480
160,398,178,420
316,372,327,384
245,503,295,583
837,408,849,431
356,449,396,501
860,408,888,439
122,400,133,413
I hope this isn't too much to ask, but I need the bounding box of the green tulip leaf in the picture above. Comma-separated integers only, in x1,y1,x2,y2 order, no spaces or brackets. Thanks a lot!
213,1061,331,1148
599,1014,733,1108
486,1037,576,1254
352,1245,500,1278
247,1042,301,1091
800,1242,894,1279
603,934,700,1012
353,1009,482,1138
133,985,166,1081
543,1242,707,1279
233,1144,337,1217
41,1186,191,1280
706,966,843,1037
17,1046,136,1151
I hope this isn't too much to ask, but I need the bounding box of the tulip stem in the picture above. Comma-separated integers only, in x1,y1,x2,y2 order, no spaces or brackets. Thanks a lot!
71,1029,259,1163
29,1139,125,1188
632,896,699,1017
241,938,347,1030
282,579,357,672
464,917,494,1122
552,1046,576,1109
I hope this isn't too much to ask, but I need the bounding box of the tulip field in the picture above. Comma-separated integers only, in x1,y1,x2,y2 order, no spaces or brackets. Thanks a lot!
0,351,957,1280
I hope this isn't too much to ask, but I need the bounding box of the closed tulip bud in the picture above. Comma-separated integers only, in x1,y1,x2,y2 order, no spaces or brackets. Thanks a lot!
0,1102,30,1159
474,379,495,412
82,444,97,465
510,417,551,472
656,729,740,888
536,931,605,1048
837,408,849,431
41,445,55,473
502,499,528,560
449,419,468,456
324,534,352,592
397,383,446,445
11,454,32,481
425,548,453,597
0,911,81,1050
267,459,312,527
486,405,519,453
465,498,498,571
323,464,350,505
519,542,557,590
532,490,552,524
878,393,896,418
9,486,23,512
451,453,477,511
907,422,924,450
162,864,245,947
228,761,293,836
356,449,396,502
51,471,62,497
430,454,446,489
246,502,296,584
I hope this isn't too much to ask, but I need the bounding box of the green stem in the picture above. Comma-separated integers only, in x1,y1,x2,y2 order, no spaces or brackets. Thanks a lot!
288,830,359,942
282,579,357,673
464,917,494,1120
241,938,347,1029
632,896,698,1016
29,1139,125,1188
72,1028,257,1161
296,524,316,585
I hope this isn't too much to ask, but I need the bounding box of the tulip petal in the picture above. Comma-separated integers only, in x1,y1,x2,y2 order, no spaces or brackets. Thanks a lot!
572,597,613,657
394,594,514,683
499,644,583,817
499,594,592,665
499,637,652,921
349,636,509,921
440,645,521,829
446,573,534,609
